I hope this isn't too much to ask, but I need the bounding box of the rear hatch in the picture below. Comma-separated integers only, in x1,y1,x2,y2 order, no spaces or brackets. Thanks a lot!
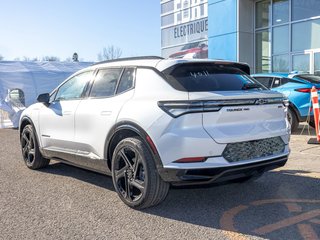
162,62,288,144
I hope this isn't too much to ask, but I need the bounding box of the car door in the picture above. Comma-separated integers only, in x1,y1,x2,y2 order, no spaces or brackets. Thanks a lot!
38,71,93,160
74,67,135,170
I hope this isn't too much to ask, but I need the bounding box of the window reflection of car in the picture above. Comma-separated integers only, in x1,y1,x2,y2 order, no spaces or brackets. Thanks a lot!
169,41,208,59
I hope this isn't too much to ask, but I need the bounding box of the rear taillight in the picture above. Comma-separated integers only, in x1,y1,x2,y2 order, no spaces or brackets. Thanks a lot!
174,157,207,163
157,101,210,118
158,98,285,118
294,88,320,93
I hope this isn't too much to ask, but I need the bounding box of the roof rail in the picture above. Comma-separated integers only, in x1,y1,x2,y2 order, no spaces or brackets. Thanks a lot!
93,56,164,65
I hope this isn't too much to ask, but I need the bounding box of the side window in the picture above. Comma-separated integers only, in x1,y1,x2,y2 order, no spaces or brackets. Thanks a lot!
90,68,122,98
116,68,135,94
254,77,273,88
272,77,281,88
281,78,290,85
55,71,92,101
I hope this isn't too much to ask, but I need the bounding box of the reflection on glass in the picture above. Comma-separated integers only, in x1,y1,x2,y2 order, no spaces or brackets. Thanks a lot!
315,53,320,76
255,30,271,73
273,0,289,25
256,0,271,28
273,25,289,54
292,54,310,73
273,55,289,72
292,19,320,52
161,13,174,26
292,0,320,21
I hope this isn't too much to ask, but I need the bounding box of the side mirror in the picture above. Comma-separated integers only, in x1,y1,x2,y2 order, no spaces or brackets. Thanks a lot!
37,93,50,104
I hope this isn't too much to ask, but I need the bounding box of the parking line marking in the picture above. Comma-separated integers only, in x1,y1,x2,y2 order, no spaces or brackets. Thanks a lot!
285,203,302,212
297,224,320,240
253,209,320,235
220,205,248,232
251,199,320,206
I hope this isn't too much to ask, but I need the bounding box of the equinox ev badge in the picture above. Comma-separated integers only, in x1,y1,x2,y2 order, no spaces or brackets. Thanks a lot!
226,107,250,112
255,99,268,105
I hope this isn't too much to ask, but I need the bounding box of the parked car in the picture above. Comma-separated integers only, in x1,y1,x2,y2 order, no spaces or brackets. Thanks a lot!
252,73,320,131
168,41,208,59
19,57,290,209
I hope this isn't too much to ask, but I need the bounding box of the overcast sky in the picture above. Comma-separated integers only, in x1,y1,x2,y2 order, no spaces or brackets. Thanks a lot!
0,0,161,61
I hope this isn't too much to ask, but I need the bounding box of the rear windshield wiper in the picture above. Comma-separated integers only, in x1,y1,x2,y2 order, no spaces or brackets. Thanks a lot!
242,83,262,90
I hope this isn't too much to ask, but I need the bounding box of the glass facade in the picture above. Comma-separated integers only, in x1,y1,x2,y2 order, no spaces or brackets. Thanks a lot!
315,52,320,76
255,0,320,73
161,0,208,59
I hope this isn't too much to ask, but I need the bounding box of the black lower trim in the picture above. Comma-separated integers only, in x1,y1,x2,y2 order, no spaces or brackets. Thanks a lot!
158,156,288,186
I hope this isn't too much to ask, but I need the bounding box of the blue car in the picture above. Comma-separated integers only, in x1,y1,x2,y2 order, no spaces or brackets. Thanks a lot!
252,73,320,131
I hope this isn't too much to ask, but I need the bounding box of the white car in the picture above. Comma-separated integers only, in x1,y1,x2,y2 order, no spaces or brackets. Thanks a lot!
19,57,290,209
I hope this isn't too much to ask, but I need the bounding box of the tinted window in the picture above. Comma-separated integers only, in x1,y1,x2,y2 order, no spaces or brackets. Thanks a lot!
90,68,122,98
116,68,135,94
163,63,264,92
55,71,92,101
295,74,320,84
254,77,273,88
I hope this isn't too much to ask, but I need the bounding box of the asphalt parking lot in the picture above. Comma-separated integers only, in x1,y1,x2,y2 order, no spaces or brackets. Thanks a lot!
0,126,320,240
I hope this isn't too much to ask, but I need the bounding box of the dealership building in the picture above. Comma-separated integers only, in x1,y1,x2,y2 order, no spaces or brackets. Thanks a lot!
161,0,320,74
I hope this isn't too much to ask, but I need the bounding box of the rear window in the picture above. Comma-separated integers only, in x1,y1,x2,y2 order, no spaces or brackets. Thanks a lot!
295,74,320,84
162,63,264,92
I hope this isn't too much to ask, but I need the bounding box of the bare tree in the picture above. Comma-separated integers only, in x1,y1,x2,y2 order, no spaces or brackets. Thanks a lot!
0,54,4,61
42,56,60,62
22,56,30,61
98,45,122,61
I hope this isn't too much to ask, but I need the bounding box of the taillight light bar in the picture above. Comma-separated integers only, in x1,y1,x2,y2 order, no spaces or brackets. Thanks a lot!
295,88,320,93
158,98,286,118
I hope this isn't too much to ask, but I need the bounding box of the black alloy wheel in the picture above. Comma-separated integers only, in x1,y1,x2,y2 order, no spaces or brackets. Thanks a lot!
20,125,49,169
112,137,169,209
113,146,145,202
21,127,36,165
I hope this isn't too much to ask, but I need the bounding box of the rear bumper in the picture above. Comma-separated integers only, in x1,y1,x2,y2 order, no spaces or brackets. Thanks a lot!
158,155,288,186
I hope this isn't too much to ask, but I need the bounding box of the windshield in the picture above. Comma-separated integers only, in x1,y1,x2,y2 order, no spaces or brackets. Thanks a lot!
295,74,320,84
162,63,266,92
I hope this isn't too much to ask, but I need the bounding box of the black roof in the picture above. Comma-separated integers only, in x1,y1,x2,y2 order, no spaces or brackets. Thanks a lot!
93,56,164,65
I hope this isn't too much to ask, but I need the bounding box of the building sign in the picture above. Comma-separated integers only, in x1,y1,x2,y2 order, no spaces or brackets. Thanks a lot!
161,0,208,59
174,18,208,38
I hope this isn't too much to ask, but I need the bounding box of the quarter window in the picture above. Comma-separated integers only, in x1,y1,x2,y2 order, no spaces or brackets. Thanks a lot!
55,71,92,101
254,77,273,88
90,68,122,98
116,68,135,94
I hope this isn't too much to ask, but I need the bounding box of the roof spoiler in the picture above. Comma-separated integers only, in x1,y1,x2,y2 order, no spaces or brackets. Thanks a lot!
212,61,250,75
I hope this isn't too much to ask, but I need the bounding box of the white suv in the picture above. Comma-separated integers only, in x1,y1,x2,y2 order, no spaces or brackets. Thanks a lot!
19,57,290,209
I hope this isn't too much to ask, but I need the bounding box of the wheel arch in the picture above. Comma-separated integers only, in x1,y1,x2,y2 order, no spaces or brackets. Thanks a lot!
288,102,302,122
105,121,163,171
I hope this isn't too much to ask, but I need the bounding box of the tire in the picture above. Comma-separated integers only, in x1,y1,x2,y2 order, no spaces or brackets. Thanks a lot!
287,108,299,132
111,137,169,209
20,124,50,169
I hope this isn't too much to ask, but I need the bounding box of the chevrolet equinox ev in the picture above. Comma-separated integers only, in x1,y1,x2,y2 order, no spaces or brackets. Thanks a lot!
19,57,290,209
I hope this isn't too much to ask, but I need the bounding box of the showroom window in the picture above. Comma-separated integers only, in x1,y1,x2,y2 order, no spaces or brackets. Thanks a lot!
292,0,320,21
291,19,320,52
273,0,289,25
255,0,320,73
255,30,271,73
